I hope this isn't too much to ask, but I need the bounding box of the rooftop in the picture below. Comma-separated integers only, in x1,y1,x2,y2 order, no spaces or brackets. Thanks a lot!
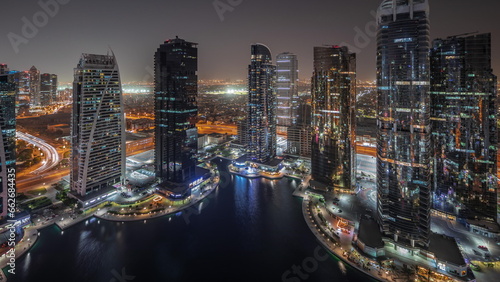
428,233,466,266
357,218,384,249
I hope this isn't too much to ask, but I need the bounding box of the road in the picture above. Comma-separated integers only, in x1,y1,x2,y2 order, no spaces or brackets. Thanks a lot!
17,144,155,192
197,124,237,135
17,131,61,174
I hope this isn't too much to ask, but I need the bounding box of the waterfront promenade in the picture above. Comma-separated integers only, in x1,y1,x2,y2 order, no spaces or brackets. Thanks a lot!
0,177,220,281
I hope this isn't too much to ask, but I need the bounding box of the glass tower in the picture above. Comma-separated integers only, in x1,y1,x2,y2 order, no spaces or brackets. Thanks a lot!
376,0,431,247
13,71,30,106
430,33,498,223
29,66,40,107
154,37,198,184
0,64,8,75
71,53,126,198
246,44,277,164
0,75,16,218
311,46,356,190
40,73,58,107
288,101,312,157
276,52,298,133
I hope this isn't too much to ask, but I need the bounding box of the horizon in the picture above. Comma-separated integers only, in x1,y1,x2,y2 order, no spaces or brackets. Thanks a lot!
0,0,499,83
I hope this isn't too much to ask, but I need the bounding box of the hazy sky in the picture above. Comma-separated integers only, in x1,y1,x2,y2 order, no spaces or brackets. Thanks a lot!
1,0,499,83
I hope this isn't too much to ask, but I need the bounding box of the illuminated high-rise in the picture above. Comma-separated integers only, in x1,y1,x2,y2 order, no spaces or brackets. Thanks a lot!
246,44,276,163
276,52,298,133
288,101,312,157
311,46,356,190
0,75,16,218
431,33,498,223
13,71,30,106
70,53,125,206
40,73,58,106
29,66,40,107
154,37,198,188
376,0,431,247
0,64,8,75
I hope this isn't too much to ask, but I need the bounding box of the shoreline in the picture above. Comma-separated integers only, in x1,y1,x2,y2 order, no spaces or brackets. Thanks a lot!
1,181,220,281
298,188,386,282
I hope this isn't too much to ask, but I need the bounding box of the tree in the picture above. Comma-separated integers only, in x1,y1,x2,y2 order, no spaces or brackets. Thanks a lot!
33,156,42,164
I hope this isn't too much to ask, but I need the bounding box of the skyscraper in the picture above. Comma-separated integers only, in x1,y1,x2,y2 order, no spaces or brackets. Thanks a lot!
13,71,30,106
431,33,498,223
29,66,40,107
0,64,8,75
310,46,356,191
376,0,431,247
246,44,277,164
154,37,198,189
0,75,16,218
288,100,312,157
276,52,298,134
40,73,58,107
70,53,125,206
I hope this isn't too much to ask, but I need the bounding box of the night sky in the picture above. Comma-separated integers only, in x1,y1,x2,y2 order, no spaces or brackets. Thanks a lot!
1,0,499,83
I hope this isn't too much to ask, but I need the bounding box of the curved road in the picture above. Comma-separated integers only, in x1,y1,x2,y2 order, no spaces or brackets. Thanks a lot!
17,131,61,174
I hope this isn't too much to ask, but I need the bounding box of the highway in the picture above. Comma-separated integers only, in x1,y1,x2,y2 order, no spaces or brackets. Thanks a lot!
17,131,61,175
197,124,237,135
17,140,154,192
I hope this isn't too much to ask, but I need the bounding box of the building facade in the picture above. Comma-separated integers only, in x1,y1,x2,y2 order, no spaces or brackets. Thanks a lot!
13,71,31,106
154,37,198,185
0,75,16,218
276,52,298,134
311,46,356,190
28,66,40,107
0,64,8,75
376,0,431,247
430,33,498,223
70,53,125,205
246,44,277,164
40,73,58,107
236,119,248,146
288,101,312,157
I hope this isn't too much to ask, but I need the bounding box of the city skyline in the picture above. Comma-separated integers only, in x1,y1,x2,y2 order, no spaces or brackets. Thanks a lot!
2,1,500,281
0,0,498,83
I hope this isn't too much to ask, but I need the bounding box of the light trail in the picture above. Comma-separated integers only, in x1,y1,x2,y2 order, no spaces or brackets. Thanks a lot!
16,131,61,175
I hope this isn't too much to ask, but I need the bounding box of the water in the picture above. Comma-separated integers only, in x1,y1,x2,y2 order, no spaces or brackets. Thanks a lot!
9,158,372,282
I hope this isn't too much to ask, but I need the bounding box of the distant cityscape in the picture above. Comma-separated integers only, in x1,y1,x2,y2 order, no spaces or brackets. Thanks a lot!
1,0,500,281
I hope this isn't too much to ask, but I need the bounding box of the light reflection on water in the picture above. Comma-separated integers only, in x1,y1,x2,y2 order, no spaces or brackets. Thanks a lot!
8,158,371,282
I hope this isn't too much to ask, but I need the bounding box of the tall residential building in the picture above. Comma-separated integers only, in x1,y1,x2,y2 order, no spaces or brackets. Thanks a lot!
276,52,299,133
154,37,198,187
40,73,58,106
70,53,125,206
246,44,277,164
376,0,431,247
237,119,248,146
13,71,30,106
29,66,40,107
311,46,356,190
0,64,8,75
0,75,16,218
288,101,312,157
430,33,498,223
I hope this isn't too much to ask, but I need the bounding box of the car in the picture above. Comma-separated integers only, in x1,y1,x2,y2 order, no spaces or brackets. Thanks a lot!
478,245,489,251
338,210,342,213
